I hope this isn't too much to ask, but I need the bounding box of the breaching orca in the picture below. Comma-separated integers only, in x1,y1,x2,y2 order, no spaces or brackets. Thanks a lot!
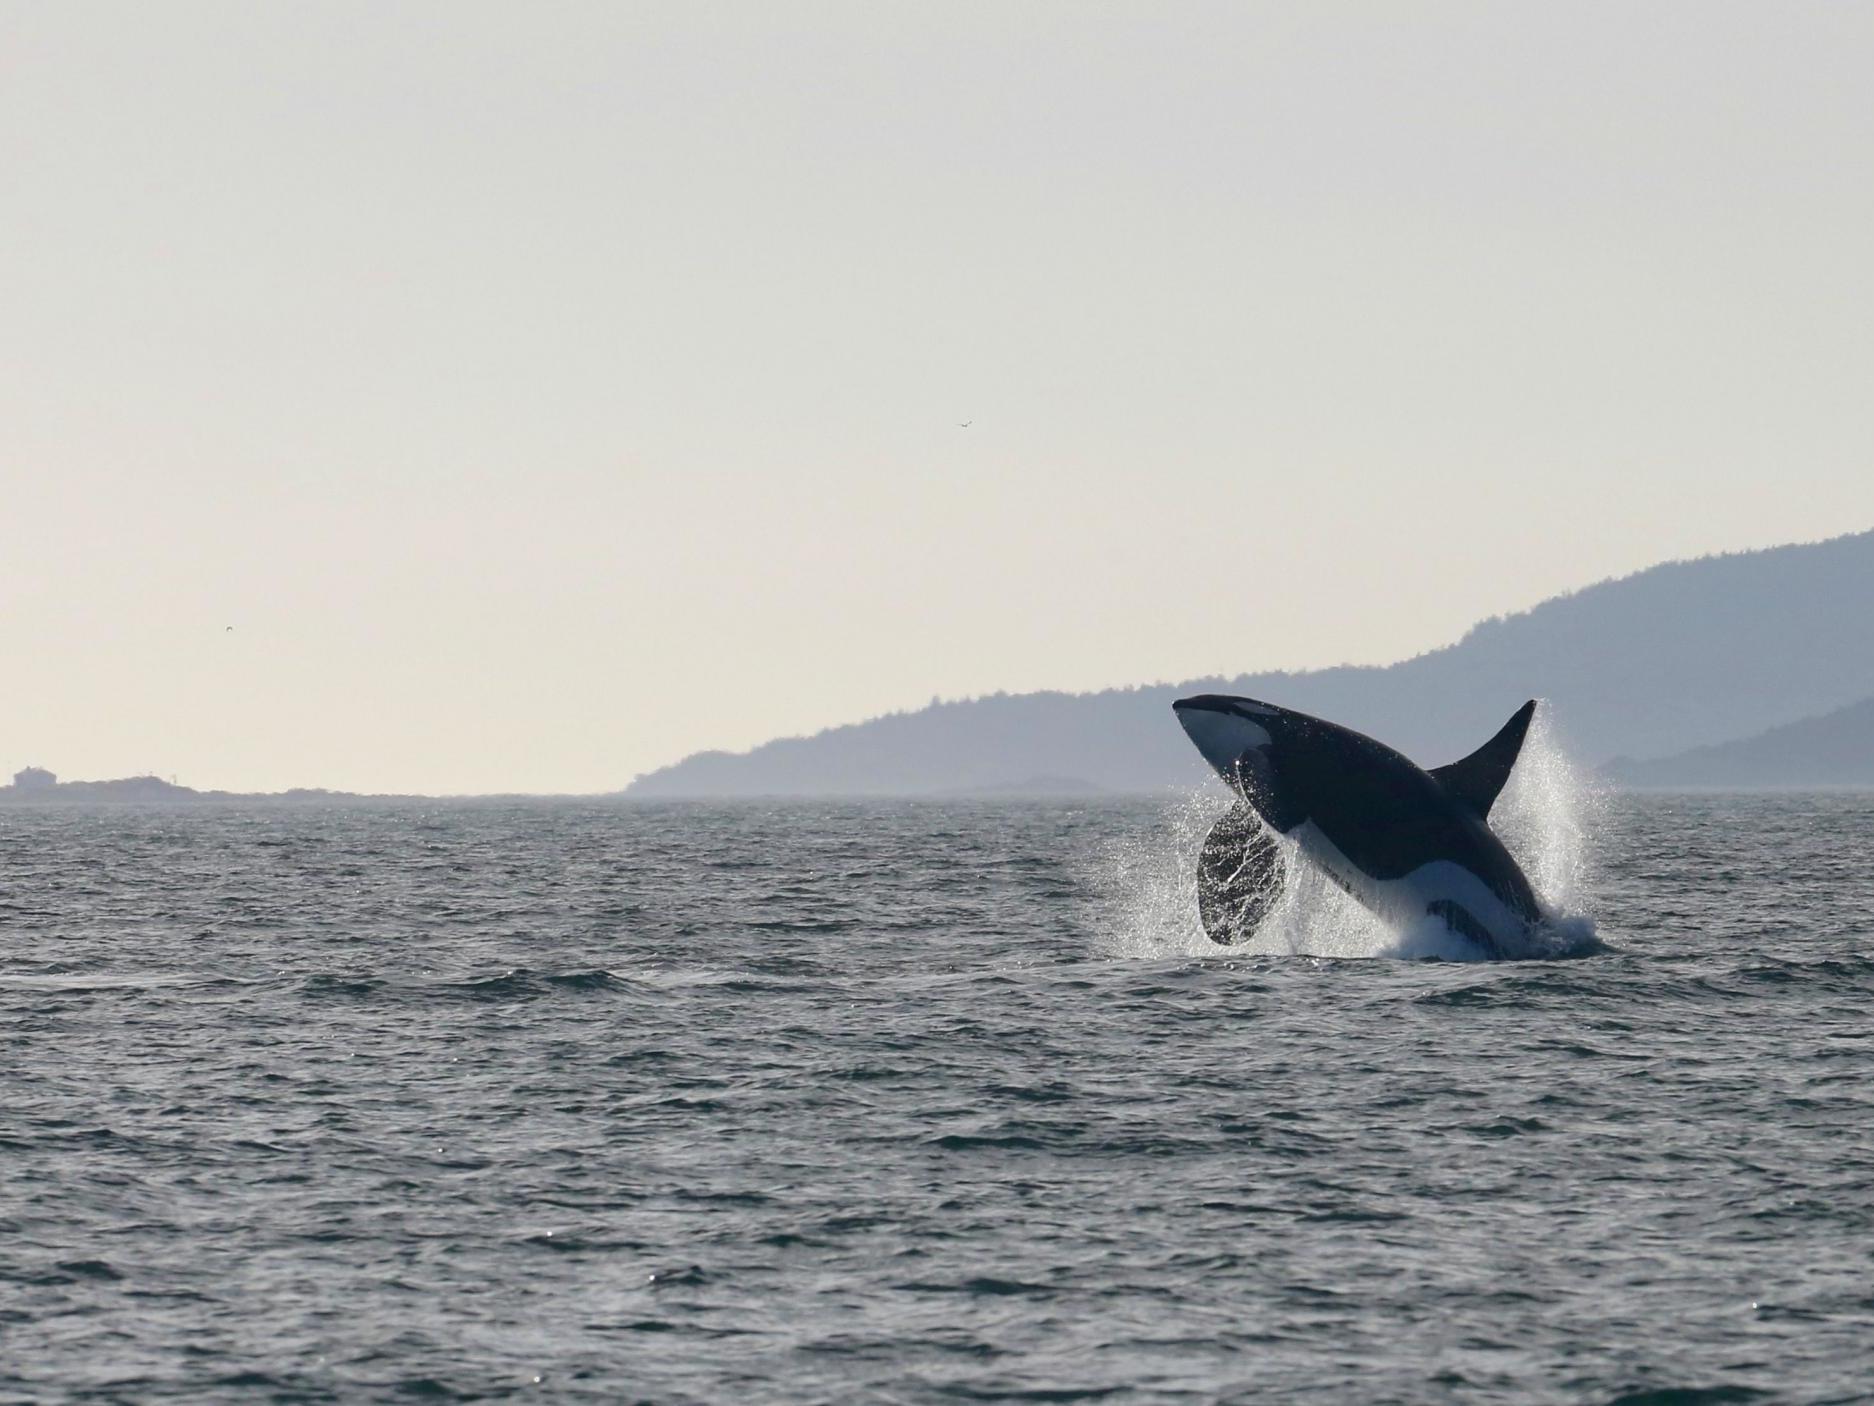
1173,695,1543,958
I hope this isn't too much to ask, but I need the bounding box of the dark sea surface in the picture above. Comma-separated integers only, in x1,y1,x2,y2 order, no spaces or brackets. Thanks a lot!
5,790,1874,1404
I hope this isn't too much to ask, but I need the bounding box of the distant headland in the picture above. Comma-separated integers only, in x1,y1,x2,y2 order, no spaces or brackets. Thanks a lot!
19,526,1874,803
1,765,402,806
625,528,1874,797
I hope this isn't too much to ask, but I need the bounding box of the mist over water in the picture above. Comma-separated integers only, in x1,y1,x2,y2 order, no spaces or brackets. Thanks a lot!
8,792,1874,1403
1102,702,1601,962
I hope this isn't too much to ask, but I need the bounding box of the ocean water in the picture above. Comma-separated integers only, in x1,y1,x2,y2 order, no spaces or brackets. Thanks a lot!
5,791,1874,1403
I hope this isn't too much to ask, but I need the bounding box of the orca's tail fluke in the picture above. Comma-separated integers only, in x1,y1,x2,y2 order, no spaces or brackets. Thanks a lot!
1429,700,1539,819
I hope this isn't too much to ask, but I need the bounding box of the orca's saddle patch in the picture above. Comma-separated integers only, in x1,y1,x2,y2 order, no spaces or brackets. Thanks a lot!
1197,804,1285,946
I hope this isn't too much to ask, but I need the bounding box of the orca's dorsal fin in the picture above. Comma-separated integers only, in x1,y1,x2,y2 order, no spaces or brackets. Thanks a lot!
1430,700,1538,818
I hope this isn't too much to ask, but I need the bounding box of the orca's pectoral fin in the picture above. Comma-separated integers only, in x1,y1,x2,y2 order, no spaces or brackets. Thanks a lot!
1430,700,1538,818
1196,803,1284,946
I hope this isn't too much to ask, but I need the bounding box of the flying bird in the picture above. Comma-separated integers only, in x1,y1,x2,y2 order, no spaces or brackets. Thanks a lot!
958,420,972,428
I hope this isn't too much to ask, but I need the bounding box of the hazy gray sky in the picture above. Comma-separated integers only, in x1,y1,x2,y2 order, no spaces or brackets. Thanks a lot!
5,2,1871,793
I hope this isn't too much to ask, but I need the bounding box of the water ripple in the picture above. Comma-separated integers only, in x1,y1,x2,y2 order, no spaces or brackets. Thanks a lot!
2,795,1873,1402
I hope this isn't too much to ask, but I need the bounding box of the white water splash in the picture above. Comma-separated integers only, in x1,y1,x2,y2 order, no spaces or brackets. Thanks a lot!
1098,701,1601,962
1492,703,1603,919
1095,778,1396,961
1092,783,1224,960
1489,703,1606,958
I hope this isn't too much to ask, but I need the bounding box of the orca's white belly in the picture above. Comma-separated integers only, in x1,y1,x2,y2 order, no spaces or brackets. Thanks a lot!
1289,821,1532,955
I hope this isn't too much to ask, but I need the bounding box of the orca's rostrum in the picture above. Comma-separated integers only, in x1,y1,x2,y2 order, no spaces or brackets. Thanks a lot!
1173,694,1543,958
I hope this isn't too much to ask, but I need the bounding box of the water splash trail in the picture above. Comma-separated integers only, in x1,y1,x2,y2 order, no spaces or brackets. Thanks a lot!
1489,703,1607,958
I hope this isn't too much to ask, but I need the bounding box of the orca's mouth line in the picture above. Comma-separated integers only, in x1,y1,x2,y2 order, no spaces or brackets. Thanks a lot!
1173,695,1274,723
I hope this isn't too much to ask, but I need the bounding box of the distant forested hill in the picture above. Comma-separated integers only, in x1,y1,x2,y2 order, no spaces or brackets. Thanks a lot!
626,529,1874,796
1606,696,1874,789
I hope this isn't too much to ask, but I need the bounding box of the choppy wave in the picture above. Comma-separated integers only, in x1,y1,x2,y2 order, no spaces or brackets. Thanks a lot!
5,794,1874,1403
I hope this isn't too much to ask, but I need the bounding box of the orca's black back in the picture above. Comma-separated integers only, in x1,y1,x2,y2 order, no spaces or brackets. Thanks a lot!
1247,713,1541,922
